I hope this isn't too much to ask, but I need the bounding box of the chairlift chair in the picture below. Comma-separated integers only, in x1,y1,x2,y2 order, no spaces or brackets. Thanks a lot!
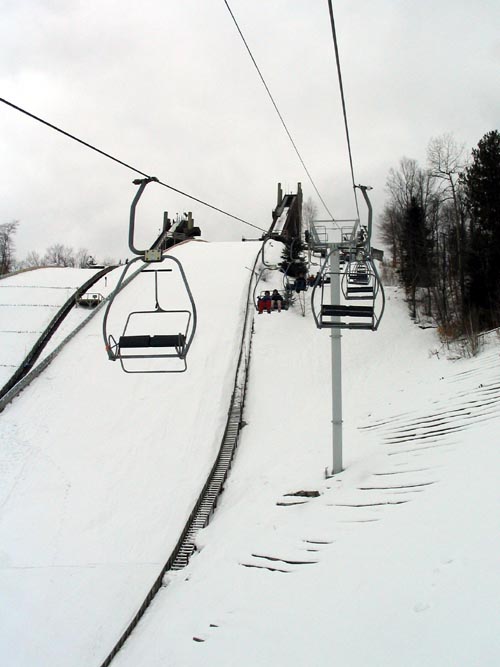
256,289,290,311
104,264,195,373
311,249,385,331
251,237,284,310
261,236,280,270
77,292,104,308
343,259,375,300
282,275,307,317
102,178,197,373
347,260,370,285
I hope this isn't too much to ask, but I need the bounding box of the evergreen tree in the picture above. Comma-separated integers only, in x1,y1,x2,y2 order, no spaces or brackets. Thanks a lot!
462,130,500,328
279,238,308,278
399,197,432,318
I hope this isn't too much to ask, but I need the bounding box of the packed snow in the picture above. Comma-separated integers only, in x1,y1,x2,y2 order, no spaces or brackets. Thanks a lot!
0,267,104,388
0,241,258,666
1,240,499,666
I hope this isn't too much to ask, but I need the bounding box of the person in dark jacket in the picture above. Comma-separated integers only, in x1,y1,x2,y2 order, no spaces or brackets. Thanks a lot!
258,290,272,314
295,273,307,292
271,289,284,312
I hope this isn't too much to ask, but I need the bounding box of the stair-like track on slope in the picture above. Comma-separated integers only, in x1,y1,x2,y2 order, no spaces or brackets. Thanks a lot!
0,266,115,402
1,241,264,666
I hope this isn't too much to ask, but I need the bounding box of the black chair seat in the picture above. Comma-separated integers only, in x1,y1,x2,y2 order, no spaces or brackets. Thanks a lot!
119,334,186,349
347,286,374,294
151,334,186,347
322,305,373,318
119,335,151,348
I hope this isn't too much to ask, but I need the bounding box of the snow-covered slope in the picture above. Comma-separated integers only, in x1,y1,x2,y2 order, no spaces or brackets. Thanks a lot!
0,267,104,388
1,243,499,667
0,241,258,667
110,278,500,667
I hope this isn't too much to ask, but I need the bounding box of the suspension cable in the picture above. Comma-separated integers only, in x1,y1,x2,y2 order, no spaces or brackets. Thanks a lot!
0,96,266,233
326,0,360,221
223,0,339,228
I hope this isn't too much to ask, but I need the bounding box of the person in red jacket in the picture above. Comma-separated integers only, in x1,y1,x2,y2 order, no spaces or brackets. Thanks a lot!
258,290,272,314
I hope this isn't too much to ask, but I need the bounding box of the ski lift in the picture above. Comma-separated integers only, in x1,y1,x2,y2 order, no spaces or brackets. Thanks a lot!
311,248,385,331
251,234,287,309
311,184,386,331
102,177,197,373
256,289,290,312
346,260,370,285
261,235,280,270
77,292,104,308
251,236,281,309
343,258,375,301
282,273,307,317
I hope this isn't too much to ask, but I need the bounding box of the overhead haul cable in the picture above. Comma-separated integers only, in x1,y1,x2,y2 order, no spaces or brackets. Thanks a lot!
223,0,339,227
326,0,360,220
0,96,266,233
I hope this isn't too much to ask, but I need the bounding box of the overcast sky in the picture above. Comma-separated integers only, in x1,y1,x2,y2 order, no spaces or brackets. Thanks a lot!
1,0,499,262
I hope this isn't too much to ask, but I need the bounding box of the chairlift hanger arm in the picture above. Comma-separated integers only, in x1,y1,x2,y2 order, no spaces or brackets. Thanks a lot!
355,184,373,251
129,177,159,257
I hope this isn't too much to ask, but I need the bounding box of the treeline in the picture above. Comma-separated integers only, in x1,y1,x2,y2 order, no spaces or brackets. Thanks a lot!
0,221,115,274
379,130,500,340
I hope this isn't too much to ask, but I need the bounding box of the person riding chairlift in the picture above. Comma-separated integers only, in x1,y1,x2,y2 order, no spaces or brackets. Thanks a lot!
295,273,307,293
271,289,284,312
258,290,272,314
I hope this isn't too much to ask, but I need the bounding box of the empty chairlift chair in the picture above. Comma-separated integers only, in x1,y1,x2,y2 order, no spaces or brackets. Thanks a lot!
102,177,197,373
344,260,375,300
103,259,196,373
311,250,384,331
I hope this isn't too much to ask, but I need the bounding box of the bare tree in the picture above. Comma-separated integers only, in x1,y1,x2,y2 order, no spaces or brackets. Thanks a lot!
75,248,93,268
0,220,19,275
427,134,468,312
302,197,318,233
43,244,76,267
386,158,421,211
379,131,500,342
23,250,44,268
428,133,466,181
386,158,435,216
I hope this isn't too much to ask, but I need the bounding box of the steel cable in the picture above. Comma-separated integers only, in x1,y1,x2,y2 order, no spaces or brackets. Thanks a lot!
0,96,266,233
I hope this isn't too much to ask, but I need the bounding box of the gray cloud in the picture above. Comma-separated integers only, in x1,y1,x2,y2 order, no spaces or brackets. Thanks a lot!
1,0,499,261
